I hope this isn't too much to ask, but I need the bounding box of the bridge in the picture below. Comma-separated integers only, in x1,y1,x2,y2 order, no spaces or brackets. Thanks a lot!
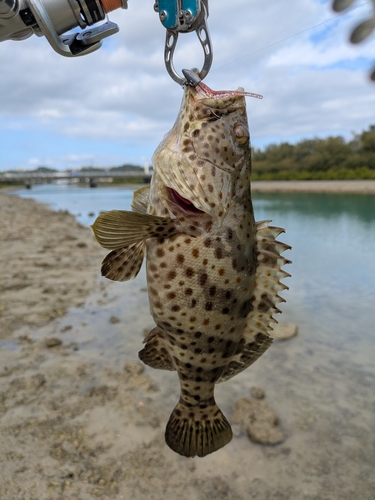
0,170,153,188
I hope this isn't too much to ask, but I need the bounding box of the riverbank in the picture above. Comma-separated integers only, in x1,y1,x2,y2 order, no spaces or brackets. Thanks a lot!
251,179,375,193
3,179,375,195
104,179,375,193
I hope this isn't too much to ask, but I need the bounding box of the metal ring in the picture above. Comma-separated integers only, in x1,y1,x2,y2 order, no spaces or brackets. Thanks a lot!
164,15,213,85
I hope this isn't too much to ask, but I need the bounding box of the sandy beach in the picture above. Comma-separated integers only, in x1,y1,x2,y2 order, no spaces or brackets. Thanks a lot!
1,186,374,500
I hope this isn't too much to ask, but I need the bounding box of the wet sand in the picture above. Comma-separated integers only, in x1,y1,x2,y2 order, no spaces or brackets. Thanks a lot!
1,189,374,499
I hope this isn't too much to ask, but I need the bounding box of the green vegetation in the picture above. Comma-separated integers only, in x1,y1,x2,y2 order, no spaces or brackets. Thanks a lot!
252,126,375,180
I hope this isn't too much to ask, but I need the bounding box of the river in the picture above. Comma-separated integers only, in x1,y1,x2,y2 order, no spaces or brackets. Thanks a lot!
12,183,375,497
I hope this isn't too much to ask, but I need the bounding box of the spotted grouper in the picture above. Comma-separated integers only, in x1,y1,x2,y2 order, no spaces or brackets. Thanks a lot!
91,79,291,458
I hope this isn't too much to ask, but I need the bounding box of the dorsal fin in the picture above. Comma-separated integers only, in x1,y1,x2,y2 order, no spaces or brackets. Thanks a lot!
218,220,291,383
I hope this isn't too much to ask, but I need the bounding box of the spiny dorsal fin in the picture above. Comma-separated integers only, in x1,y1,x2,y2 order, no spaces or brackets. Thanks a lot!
131,185,150,214
138,327,175,371
218,220,291,383
91,210,177,250
101,241,145,282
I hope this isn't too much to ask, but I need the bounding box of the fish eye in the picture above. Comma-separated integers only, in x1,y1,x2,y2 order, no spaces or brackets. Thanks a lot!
234,125,249,145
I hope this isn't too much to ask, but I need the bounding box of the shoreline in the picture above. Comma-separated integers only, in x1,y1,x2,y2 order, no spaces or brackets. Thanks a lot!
251,179,375,194
2,179,375,195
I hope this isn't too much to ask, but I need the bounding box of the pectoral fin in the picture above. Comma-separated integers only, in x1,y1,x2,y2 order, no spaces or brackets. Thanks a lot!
91,210,177,250
101,241,145,282
131,185,150,214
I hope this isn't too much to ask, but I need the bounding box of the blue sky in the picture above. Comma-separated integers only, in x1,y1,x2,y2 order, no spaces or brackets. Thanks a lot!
0,0,374,171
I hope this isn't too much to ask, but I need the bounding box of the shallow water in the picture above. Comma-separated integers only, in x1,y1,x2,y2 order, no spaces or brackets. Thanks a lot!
13,184,375,497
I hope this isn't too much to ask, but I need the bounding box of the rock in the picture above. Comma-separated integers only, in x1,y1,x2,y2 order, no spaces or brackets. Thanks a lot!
124,361,145,376
232,398,285,445
251,386,265,399
109,315,120,324
272,323,298,340
44,337,63,348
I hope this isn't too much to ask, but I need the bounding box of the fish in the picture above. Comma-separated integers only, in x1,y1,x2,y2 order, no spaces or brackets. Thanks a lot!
91,79,291,458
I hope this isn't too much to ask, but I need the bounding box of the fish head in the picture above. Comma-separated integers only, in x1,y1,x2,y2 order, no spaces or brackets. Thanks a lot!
152,82,260,224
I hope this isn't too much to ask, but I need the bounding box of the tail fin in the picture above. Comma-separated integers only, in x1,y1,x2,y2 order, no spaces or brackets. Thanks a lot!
165,402,233,458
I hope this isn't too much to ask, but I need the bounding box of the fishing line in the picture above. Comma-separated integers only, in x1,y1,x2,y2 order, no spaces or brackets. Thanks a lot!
211,1,373,73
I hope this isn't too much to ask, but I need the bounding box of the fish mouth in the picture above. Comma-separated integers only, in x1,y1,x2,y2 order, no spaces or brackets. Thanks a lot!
193,82,263,101
169,189,204,215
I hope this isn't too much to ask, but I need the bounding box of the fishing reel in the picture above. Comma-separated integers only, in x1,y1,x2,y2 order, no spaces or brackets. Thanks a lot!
0,0,127,56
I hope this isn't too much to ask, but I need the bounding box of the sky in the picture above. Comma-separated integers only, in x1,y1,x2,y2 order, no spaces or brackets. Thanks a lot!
0,0,375,171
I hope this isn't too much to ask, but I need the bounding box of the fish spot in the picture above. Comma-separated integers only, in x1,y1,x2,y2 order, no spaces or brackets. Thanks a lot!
185,267,195,278
189,316,196,322
171,305,181,312
185,238,191,244
199,273,208,286
222,307,229,315
194,348,202,354
207,184,214,193
167,292,176,300
176,254,185,264
203,318,210,325
209,286,216,297
167,270,177,281
195,376,203,382
160,262,167,268
204,239,212,248
193,129,200,137
205,302,213,311
189,299,197,308
208,348,215,354
156,248,165,258
192,248,199,258
239,299,252,317
185,288,193,296
202,259,208,265
215,248,223,259
208,336,215,343
218,268,225,276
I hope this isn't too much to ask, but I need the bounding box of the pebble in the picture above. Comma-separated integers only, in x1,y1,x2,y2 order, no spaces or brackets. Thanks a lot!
124,361,145,376
251,386,265,399
44,337,63,348
272,323,298,340
232,397,285,445
109,316,120,324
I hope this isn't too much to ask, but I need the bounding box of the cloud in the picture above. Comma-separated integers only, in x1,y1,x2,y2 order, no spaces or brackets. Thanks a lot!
0,0,374,170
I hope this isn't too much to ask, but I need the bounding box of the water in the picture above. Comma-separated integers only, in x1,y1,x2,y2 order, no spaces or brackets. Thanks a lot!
13,183,375,496
13,184,375,367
